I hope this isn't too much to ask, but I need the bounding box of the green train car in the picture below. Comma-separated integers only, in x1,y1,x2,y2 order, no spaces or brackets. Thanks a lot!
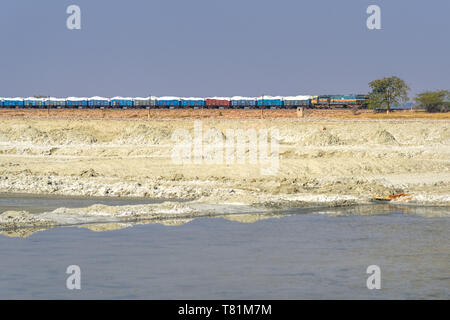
311,94,368,108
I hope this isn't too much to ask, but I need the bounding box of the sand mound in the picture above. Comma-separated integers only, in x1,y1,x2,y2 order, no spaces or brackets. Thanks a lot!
370,130,399,145
302,130,343,146
0,124,98,145
1,124,46,143
46,128,98,144
115,124,171,145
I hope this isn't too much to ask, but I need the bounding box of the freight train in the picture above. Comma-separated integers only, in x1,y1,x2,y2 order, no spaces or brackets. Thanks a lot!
0,94,368,109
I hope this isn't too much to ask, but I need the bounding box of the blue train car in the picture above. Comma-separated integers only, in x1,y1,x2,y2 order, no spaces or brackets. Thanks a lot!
156,97,181,108
46,97,66,108
3,98,24,107
24,97,46,108
0,98,3,108
230,96,257,108
66,97,88,107
256,96,283,108
88,96,110,108
110,97,134,108
180,98,205,108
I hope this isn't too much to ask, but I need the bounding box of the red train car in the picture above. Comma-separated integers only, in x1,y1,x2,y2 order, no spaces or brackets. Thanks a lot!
205,97,231,108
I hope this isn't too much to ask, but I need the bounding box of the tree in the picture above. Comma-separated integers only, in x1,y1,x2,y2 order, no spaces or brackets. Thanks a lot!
368,76,410,113
415,90,449,112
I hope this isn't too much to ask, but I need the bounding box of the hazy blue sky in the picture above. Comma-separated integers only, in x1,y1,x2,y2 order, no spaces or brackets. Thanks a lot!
0,0,449,98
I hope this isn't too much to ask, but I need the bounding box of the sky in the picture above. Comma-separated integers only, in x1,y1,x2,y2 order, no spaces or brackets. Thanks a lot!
0,0,449,99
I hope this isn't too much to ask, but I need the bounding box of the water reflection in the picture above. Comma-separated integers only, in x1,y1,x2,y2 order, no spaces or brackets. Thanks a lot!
1,203,448,238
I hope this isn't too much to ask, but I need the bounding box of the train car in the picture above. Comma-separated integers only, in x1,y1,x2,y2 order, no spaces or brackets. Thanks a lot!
230,96,257,108
24,97,46,108
3,97,24,108
180,97,205,108
311,94,368,108
88,96,110,108
205,97,231,108
66,97,88,108
46,97,67,108
156,97,181,108
0,98,3,108
283,96,312,109
110,97,134,108
133,97,157,108
256,96,283,109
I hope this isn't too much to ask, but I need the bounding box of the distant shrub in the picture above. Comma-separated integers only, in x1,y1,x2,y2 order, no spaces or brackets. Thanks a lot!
416,90,450,113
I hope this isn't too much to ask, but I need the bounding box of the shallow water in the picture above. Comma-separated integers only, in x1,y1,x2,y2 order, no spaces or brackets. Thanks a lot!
0,200,449,299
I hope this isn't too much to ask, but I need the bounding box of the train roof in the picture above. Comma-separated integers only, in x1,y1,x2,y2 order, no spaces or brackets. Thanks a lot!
67,97,89,101
230,96,257,100
88,96,109,101
157,96,181,100
257,95,285,100
134,96,157,100
110,96,134,100
181,97,204,101
24,97,46,101
205,97,231,101
283,95,313,100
